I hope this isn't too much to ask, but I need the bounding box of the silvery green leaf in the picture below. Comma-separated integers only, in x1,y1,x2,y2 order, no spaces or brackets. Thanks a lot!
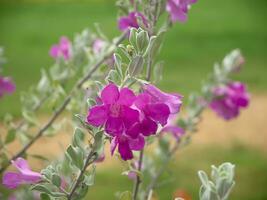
105,69,121,85
114,53,123,78
73,127,85,148
129,28,138,50
136,30,149,53
84,165,96,186
198,171,210,189
128,55,144,77
31,184,66,197
51,174,61,188
145,31,165,59
66,145,84,170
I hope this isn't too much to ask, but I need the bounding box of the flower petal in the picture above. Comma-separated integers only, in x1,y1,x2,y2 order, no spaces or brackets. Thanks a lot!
101,83,119,104
121,106,140,129
140,117,158,136
87,105,107,127
144,103,170,126
126,123,141,139
105,117,124,136
118,138,133,160
2,172,22,189
129,135,145,151
117,87,136,106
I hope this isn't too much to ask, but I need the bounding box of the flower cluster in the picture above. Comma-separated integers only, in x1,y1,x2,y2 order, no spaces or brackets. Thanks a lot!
49,36,71,61
166,0,198,23
87,83,182,160
2,158,42,189
209,82,249,120
0,76,15,98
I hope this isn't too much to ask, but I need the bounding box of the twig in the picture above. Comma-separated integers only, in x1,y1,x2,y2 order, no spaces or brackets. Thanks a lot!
0,32,127,174
67,151,96,200
132,149,144,200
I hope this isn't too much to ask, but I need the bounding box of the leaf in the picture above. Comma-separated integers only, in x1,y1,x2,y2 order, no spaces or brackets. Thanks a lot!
136,30,149,53
73,127,85,148
198,171,210,189
31,184,66,198
129,28,138,50
128,55,144,77
66,145,84,170
119,191,132,200
105,69,121,85
5,129,16,144
40,193,51,200
51,174,62,188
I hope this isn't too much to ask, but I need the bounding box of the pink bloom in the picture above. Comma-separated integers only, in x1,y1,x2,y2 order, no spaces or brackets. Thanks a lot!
118,12,148,31
166,0,197,23
210,82,249,120
2,158,42,189
134,84,183,136
161,125,185,141
87,83,143,160
0,76,15,98
49,36,71,60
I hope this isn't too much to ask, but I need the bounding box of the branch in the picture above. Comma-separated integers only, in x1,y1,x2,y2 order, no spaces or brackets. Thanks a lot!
67,151,97,200
0,32,127,174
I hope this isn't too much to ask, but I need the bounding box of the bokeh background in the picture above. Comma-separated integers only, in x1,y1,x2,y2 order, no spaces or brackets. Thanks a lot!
0,0,267,199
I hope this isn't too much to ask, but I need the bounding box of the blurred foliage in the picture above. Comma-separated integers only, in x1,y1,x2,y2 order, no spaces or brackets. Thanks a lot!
0,0,266,116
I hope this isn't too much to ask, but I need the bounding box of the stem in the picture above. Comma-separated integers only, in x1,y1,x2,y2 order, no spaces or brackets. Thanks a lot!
0,32,127,174
132,149,144,200
67,151,96,200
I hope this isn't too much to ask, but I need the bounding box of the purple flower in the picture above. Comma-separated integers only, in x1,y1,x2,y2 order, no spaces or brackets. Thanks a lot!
2,157,42,189
49,36,71,60
118,12,148,31
134,84,183,136
110,134,145,160
166,0,197,23
87,83,139,136
161,125,185,141
210,82,249,120
0,76,15,98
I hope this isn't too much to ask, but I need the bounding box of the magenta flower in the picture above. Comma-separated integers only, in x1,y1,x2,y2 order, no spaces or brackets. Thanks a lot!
134,84,183,136
49,36,71,60
166,0,197,23
161,125,185,141
210,82,249,120
118,12,148,31
87,83,139,136
2,157,42,189
110,134,145,160
0,76,15,98
87,83,145,160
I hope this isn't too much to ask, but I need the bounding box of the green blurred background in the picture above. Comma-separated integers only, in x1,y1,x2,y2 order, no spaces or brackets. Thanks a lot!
0,0,267,199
